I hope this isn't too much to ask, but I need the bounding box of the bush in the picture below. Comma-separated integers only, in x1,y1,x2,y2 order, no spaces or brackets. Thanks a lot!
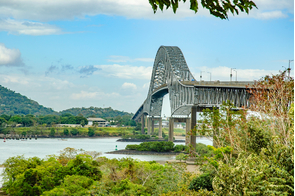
70,128,79,136
195,143,214,157
49,128,55,137
125,144,139,150
136,141,175,152
189,173,213,191
174,145,188,152
63,128,69,136
88,127,95,137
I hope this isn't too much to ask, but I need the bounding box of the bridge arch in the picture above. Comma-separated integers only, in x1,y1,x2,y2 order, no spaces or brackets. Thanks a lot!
143,46,196,117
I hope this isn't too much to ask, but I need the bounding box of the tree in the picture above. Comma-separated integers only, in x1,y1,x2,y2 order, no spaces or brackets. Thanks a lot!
196,70,294,195
149,0,257,19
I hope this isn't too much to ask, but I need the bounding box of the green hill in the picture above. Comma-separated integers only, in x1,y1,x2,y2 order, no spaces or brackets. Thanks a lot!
0,85,134,118
60,107,133,118
0,85,57,116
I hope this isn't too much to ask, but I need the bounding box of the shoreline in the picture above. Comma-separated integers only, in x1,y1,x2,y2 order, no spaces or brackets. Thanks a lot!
106,149,185,155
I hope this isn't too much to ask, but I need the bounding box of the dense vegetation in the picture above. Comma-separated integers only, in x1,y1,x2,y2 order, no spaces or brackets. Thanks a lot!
189,70,294,195
1,148,205,196
125,141,187,152
60,107,133,119
0,85,57,116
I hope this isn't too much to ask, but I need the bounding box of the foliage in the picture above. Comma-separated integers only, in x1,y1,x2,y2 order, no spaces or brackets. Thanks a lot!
174,144,188,152
176,153,188,162
70,128,79,136
195,143,214,158
49,128,55,137
194,71,294,195
0,85,57,116
88,127,95,137
189,172,214,191
1,148,102,196
122,134,151,140
149,0,257,19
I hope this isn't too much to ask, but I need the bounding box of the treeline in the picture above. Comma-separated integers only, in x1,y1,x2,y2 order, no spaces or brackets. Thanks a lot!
60,106,133,118
0,113,88,127
0,114,137,130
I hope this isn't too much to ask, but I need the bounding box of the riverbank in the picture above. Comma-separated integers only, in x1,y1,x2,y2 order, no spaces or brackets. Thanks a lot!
106,149,184,155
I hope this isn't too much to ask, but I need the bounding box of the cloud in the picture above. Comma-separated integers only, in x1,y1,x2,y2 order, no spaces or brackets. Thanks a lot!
0,43,23,66
71,90,120,100
95,64,152,79
45,62,75,76
0,0,291,23
194,66,284,81
122,82,137,90
0,19,62,35
78,65,101,76
108,55,154,63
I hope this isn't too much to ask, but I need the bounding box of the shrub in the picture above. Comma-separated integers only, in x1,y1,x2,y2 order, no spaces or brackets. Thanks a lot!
49,128,55,137
174,145,188,152
195,143,214,157
125,144,139,150
88,127,95,137
189,173,213,191
70,128,79,136
63,128,69,136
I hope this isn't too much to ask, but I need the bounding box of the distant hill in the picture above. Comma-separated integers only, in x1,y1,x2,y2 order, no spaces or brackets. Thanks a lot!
60,107,133,118
0,85,57,116
0,85,133,118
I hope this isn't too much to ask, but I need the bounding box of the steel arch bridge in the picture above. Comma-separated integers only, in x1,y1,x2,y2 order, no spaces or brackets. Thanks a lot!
132,46,254,122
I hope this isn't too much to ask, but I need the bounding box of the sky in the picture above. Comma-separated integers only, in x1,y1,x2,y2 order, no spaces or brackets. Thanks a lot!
0,0,293,116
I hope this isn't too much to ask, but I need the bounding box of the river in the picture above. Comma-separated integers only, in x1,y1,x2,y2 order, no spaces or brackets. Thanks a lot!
0,137,212,187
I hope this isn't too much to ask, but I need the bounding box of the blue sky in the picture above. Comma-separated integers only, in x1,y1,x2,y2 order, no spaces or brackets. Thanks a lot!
0,0,293,115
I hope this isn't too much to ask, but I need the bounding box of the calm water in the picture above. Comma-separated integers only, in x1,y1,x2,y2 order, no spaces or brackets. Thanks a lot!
0,137,212,187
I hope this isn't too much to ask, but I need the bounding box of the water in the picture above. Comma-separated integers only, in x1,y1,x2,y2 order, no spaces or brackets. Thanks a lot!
0,137,212,187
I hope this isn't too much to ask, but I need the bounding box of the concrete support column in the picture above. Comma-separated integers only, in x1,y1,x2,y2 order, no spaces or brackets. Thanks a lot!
151,117,154,135
147,117,151,135
141,115,145,135
168,117,174,142
185,118,191,145
158,118,162,138
190,106,197,154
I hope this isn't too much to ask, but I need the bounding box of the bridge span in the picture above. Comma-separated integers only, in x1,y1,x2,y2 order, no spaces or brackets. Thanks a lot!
132,46,254,151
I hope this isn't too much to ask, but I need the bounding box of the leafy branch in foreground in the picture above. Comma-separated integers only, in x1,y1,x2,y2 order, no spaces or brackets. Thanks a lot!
149,0,257,19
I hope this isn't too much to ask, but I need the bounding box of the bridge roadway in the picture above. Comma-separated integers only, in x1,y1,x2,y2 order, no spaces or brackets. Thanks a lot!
132,46,254,155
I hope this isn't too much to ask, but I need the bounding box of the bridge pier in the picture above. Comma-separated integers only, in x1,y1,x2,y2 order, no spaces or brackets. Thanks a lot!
151,117,155,135
185,118,191,145
158,118,162,138
141,115,145,135
147,116,151,135
168,117,174,142
189,106,197,155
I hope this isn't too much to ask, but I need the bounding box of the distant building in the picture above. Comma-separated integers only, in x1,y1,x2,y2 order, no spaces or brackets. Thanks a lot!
87,118,109,127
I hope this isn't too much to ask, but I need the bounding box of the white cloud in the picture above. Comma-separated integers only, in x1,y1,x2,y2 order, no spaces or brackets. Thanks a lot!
122,82,137,90
95,64,152,79
0,19,62,35
194,66,284,81
71,91,120,100
0,0,291,22
108,56,154,63
0,43,23,66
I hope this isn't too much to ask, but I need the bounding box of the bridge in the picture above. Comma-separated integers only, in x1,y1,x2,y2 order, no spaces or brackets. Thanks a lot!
132,46,254,149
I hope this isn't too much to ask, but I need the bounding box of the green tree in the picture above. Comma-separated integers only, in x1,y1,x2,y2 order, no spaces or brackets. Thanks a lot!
88,127,95,137
49,128,55,137
149,0,257,19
